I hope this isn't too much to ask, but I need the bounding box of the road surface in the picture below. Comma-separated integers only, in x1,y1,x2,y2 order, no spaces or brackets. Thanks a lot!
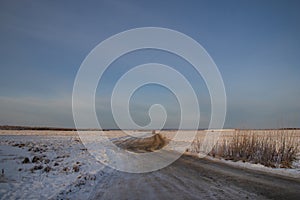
89,154,300,199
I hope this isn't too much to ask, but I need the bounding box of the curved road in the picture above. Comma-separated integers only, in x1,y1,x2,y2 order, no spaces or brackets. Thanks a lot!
89,154,300,200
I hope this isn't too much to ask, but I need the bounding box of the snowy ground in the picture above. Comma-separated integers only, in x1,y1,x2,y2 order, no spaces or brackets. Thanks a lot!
0,130,299,199
0,134,108,199
190,152,300,179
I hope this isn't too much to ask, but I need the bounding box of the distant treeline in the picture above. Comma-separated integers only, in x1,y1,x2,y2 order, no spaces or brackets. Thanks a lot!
0,125,109,131
0,125,202,131
0,125,78,131
0,125,299,131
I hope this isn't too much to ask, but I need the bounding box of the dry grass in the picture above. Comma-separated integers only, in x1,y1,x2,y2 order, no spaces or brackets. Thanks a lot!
191,130,300,168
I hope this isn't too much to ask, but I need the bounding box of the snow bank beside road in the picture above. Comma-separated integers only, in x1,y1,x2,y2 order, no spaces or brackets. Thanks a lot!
190,152,300,179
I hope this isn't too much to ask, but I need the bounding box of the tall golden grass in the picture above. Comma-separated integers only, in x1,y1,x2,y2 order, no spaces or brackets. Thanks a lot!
191,130,299,168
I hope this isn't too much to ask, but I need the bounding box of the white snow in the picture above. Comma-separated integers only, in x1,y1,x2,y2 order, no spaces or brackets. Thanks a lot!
191,152,300,179
0,130,299,199
0,135,109,200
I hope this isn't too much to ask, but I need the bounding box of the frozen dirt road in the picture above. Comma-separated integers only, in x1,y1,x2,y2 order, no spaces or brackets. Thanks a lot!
89,154,300,200
0,132,299,199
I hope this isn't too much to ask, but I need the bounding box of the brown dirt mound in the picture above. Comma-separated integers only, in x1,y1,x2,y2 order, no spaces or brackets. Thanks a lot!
114,133,167,153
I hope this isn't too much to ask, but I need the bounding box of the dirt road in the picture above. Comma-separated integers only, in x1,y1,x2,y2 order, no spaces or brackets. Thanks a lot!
89,135,300,200
89,155,300,200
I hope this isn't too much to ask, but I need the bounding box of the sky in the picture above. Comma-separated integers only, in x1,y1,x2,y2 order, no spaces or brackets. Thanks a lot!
0,0,300,129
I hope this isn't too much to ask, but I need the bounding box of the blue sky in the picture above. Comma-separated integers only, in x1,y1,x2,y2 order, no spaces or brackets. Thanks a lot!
0,0,299,129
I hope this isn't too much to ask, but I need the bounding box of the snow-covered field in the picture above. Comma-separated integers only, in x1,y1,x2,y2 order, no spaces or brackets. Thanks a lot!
0,130,299,199
0,134,109,199
0,130,164,199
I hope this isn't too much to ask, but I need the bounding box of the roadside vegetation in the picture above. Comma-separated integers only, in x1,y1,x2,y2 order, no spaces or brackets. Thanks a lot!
191,130,299,168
